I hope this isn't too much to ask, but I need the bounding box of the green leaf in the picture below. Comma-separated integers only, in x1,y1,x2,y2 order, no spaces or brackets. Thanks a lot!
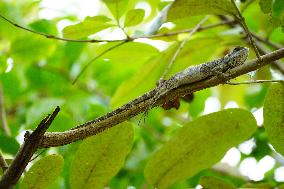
92,42,159,95
259,0,272,14
199,176,236,189
0,133,20,155
124,9,145,27
11,36,55,62
272,0,284,18
167,0,237,21
0,56,7,74
110,44,178,109
63,16,114,39
70,122,134,189
29,19,58,35
26,98,64,129
102,0,129,21
263,83,284,155
258,0,284,30
21,154,64,189
144,109,257,189
242,182,274,188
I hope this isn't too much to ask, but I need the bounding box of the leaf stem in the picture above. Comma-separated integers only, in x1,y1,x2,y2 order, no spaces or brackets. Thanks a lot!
227,79,284,85
230,0,261,58
0,14,127,43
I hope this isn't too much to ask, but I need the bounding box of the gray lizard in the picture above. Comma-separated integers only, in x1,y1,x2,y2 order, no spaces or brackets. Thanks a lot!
147,46,249,110
72,46,249,129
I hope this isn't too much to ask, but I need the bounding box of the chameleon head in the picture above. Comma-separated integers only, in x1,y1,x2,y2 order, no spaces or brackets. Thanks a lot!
227,46,249,68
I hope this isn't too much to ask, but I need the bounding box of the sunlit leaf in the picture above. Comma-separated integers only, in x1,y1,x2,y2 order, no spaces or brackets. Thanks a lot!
124,9,145,27
11,36,55,62
21,154,64,189
199,176,236,189
264,83,284,155
70,122,134,189
167,0,237,21
144,109,257,189
63,16,114,39
29,19,58,35
110,44,178,109
102,0,129,21
91,42,160,95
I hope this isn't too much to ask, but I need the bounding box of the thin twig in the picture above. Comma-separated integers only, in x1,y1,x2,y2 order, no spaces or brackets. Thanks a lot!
230,0,261,58
0,151,8,172
30,149,46,162
40,48,284,148
72,41,127,84
253,41,284,74
133,20,236,39
0,13,236,44
0,86,11,136
0,106,60,189
251,33,283,50
160,16,210,80
227,79,284,85
0,14,127,43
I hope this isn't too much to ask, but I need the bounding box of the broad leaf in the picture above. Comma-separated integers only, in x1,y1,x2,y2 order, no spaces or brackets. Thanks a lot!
258,0,284,30
70,122,134,189
21,154,64,189
124,9,145,27
0,133,20,155
264,83,284,155
26,98,64,129
110,44,179,109
63,16,114,39
167,0,237,21
259,0,272,14
272,0,284,30
102,0,129,21
199,176,236,189
11,35,55,62
144,109,257,189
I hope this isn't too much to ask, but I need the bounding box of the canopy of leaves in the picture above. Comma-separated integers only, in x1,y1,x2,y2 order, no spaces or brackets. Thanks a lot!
0,0,284,188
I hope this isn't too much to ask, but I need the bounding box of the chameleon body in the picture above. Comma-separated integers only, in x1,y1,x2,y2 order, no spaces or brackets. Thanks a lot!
72,46,249,130
151,46,249,105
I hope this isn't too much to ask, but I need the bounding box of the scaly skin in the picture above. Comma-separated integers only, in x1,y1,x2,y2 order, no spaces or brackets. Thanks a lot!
72,47,249,130
151,46,249,107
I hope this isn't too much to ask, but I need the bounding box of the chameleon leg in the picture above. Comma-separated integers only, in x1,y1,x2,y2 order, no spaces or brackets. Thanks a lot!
211,69,230,82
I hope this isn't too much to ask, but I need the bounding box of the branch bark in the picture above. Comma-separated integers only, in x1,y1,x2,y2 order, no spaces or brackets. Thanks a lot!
40,47,284,148
0,107,60,189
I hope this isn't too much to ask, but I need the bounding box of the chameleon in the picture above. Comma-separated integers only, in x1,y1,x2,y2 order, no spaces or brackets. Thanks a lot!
71,46,249,130
148,46,250,108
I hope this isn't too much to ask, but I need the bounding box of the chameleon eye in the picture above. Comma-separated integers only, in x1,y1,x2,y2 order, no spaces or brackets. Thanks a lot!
233,46,242,51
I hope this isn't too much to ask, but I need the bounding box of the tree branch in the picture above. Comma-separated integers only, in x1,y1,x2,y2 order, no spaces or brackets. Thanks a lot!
0,106,60,189
0,86,11,136
40,48,284,148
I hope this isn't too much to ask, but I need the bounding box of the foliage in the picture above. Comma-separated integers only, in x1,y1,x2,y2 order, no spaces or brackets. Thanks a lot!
0,0,284,188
